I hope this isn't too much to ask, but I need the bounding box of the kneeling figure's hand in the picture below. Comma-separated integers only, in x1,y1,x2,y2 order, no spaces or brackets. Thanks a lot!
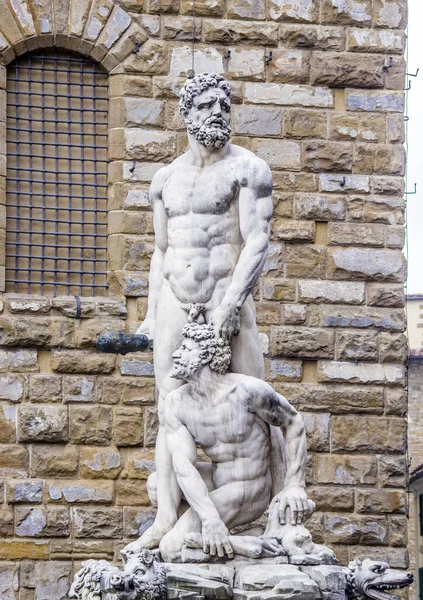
202,518,234,559
276,486,315,526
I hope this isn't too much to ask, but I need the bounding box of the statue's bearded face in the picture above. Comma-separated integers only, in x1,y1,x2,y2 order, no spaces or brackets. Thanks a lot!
186,87,231,149
171,338,203,380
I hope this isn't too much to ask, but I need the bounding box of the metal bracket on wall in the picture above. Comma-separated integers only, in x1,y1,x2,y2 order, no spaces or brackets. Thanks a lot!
405,183,417,195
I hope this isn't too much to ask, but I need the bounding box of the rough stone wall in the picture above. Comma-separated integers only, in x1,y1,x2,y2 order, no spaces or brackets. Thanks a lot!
0,0,409,598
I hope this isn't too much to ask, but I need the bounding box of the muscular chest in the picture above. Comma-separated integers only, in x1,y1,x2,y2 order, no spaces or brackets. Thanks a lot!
162,167,239,218
185,397,254,448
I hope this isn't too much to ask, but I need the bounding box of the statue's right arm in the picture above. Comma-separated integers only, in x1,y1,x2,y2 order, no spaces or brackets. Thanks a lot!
136,170,168,339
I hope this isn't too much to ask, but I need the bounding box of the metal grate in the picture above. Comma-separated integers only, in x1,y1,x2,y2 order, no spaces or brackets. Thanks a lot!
6,48,109,296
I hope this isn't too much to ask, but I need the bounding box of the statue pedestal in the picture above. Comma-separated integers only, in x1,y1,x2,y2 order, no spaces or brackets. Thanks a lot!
165,561,349,600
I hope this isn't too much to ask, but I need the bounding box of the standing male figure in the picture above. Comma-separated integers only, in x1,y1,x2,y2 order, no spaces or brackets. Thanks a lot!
126,73,282,552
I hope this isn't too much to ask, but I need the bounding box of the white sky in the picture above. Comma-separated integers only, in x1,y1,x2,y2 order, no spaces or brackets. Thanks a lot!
405,0,423,294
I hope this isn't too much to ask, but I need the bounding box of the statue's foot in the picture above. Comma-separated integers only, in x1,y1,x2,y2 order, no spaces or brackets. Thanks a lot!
122,523,172,561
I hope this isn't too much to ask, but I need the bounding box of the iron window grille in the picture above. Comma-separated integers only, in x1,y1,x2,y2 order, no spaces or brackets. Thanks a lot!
6,48,109,296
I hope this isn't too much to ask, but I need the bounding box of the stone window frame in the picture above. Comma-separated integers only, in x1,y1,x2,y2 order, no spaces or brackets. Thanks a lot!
0,2,149,300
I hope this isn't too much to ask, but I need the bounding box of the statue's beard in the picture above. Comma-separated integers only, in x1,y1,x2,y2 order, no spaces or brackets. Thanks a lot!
187,116,231,148
171,359,201,380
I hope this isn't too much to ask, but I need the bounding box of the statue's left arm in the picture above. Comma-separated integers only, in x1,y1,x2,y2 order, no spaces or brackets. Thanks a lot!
250,381,315,525
211,157,272,341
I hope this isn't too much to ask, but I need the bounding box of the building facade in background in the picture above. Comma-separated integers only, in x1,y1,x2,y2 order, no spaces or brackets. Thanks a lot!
0,0,408,598
408,294,423,599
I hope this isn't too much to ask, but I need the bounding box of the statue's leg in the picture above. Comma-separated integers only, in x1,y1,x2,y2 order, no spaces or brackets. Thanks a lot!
159,479,270,562
130,283,189,551
229,296,286,496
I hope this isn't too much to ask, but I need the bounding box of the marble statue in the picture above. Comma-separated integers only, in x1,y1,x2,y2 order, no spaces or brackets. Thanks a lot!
129,72,286,552
69,550,167,600
80,72,414,600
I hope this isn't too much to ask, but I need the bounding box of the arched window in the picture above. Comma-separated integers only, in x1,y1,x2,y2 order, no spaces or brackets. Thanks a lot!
6,48,108,296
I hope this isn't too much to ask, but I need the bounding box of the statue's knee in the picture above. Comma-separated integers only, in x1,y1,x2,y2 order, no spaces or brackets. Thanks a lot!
159,533,180,562
147,472,158,508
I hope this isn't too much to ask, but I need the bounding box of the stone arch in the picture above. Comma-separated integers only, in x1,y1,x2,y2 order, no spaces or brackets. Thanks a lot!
0,0,148,72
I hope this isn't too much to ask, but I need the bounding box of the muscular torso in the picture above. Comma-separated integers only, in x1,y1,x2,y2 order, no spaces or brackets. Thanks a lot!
173,375,272,490
160,145,251,304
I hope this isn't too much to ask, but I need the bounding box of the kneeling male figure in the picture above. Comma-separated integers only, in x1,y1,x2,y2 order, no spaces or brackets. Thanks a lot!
160,322,315,563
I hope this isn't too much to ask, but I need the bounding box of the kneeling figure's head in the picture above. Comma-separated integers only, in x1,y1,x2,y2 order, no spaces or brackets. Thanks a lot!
171,324,231,380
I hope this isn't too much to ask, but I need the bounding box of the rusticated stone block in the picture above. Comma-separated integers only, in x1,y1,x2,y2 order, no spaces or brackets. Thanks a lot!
321,0,372,26
0,403,16,443
80,447,122,479
0,445,29,478
51,350,116,374
127,449,155,479
34,562,72,600
271,219,315,242
298,280,365,304
31,445,79,477
318,361,405,386
320,305,404,331
268,49,311,84
348,195,405,225
302,141,353,172
16,506,70,537
203,19,278,45
309,486,354,512
0,564,19,598
294,194,345,221
47,480,114,504
277,383,384,414
232,106,283,136
327,247,405,282
336,330,378,362
285,245,327,279
0,541,49,560
116,480,150,506
28,375,62,403
251,139,301,169
346,90,404,113
73,508,123,539
69,406,112,445
19,405,68,443
386,225,405,249
0,505,14,536
262,279,296,302
52,296,96,318
181,0,225,16
379,332,408,363
123,40,169,76
303,413,330,451
378,456,406,487
6,294,51,314
0,373,23,402
326,514,388,545
145,406,159,446
356,489,405,514
124,507,156,537
280,304,307,325
109,128,176,162
245,82,333,107
228,0,265,19
328,223,385,246
270,326,334,359
311,53,384,88
63,376,97,403
373,0,407,28
347,28,405,53
268,0,317,22
371,176,404,196
170,46,223,77
389,516,407,547
7,480,43,504
0,348,38,372
113,407,144,446
280,24,345,50
268,359,302,382
331,416,406,453
227,47,266,81
109,75,153,98
284,109,327,139
161,16,202,42
329,113,386,144
384,388,407,416
316,453,378,487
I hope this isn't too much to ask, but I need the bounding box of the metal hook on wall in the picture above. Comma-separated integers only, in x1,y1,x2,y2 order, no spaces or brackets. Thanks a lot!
405,183,417,195
406,68,419,77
